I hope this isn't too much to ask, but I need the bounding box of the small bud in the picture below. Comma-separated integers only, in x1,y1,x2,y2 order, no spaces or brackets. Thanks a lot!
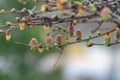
21,17,26,21
38,44,44,53
78,5,85,14
86,41,93,47
51,15,58,20
43,24,49,31
19,22,27,30
41,4,47,12
64,37,70,44
104,31,111,46
6,22,12,26
6,31,11,41
21,8,27,12
72,19,78,25
15,17,20,22
88,34,93,39
89,3,97,12
56,0,64,11
114,24,120,40
104,31,111,40
0,9,5,13
10,8,16,12
97,31,101,35
104,40,110,47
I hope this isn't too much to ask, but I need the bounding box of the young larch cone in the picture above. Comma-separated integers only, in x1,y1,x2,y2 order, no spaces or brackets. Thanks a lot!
101,7,111,15
100,7,111,21
68,23,75,37
45,36,53,44
75,29,82,41
45,36,53,50
29,38,38,46
55,34,63,50
56,34,63,43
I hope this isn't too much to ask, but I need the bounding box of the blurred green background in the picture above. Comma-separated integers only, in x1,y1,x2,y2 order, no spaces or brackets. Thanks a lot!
0,0,62,80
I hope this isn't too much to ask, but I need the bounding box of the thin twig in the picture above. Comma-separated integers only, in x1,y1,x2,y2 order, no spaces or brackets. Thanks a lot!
91,20,103,33
53,48,64,67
